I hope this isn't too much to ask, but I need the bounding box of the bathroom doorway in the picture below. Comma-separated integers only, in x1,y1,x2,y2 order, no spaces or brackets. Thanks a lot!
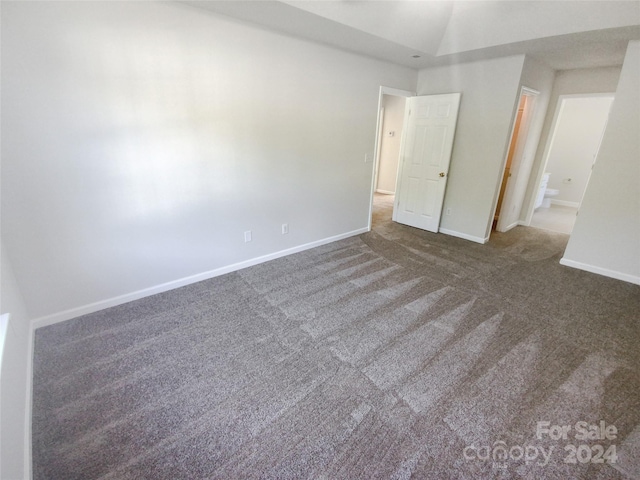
529,94,614,234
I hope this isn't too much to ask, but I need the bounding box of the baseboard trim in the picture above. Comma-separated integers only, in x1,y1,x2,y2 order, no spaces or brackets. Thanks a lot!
375,189,395,195
560,258,640,285
32,228,369,329
497,221,520,232
438,228,488,244
551,199,580,208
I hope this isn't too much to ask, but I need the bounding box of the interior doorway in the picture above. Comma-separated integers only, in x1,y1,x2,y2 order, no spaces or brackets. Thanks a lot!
528,93,614,234
494,95,526,230
494,87,539,232
368,87,414,230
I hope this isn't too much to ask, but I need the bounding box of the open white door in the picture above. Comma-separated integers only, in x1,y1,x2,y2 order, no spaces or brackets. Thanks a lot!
496,87,539,232
393,93,461,232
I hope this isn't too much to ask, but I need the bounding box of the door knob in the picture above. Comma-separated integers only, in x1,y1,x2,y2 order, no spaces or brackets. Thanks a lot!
439,172,446,177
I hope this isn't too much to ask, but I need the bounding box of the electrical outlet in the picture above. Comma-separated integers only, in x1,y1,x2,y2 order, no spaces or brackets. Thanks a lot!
446,208,452,216
282,223,289,235
244,231,252,242
365,153,373,163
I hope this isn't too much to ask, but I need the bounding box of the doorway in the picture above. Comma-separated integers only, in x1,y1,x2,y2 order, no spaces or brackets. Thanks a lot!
369,87,414,230
494,87,539,232
494,95,526,230
369,89,462,233
528,94,614,234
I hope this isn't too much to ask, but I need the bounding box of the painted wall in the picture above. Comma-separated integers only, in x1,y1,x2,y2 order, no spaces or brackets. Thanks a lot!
550,67,622,94
1,2,417,321
0,244,31,480
416,55,526,242
562,41,640,284
523,66,621,222
376,95,406,194
544,96,614,207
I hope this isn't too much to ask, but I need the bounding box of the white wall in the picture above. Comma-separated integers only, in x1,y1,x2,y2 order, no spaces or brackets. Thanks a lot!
1,2,417,321
523,67,621,222
417,55,526,242
561,41,640,284
550,67,622,95
376,95,406,194
0,244,31,480
544,96,614,207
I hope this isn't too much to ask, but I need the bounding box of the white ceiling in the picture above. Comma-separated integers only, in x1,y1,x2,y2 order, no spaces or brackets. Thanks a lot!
181,0,640,70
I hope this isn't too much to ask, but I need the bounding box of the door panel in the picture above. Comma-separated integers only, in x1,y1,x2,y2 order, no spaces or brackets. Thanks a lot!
393,93,461,233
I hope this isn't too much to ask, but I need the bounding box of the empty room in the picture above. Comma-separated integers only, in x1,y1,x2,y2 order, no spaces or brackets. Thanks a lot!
1,1,639,479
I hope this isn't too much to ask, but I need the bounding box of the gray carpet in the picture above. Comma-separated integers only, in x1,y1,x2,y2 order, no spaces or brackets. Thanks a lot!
32,194,640,479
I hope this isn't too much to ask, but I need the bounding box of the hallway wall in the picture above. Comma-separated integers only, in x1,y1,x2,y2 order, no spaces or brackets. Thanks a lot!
376,95,406,194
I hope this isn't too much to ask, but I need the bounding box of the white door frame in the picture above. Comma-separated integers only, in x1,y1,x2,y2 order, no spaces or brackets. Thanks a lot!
373,106,385,193
494,86,540,232
520,92,615,226
368,86,415,231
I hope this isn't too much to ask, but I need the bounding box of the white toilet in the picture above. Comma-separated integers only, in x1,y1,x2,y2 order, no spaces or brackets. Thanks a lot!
535,173,560,209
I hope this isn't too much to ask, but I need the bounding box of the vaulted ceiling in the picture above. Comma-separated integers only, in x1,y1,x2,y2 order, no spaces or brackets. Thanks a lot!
182,0,640,70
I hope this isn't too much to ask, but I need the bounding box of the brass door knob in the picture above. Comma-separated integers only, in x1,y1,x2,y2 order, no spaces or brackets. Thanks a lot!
439,172,446,177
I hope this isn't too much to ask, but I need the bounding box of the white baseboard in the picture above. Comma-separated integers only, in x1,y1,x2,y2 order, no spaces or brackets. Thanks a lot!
375,189,395,195
497,221,521,232
551,199,580,208
560,258,640,285
438,228,489,244
32,228,369,329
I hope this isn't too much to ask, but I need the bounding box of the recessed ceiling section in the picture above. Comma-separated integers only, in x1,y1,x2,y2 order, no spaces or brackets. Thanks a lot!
437,0,640,55
179,1,640,70
180,0,433,67
281,1,454,55
425,25,640,70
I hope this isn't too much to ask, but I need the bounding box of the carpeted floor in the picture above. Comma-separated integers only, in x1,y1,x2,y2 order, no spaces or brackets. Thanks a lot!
32,194,640,479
